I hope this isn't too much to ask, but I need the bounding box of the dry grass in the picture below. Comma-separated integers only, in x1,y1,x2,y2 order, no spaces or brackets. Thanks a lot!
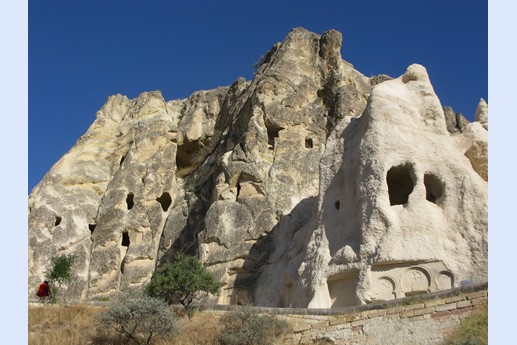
29,304,105,345
160,313,221,345
29,304,222,345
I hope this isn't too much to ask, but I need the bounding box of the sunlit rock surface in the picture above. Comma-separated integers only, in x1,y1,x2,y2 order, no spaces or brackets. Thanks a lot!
28,27,487,306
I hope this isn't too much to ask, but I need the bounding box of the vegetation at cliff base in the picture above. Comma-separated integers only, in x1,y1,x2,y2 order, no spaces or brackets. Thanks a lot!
217,307,290,345
145,254,220,317
44,253,76,302
93,294,178,345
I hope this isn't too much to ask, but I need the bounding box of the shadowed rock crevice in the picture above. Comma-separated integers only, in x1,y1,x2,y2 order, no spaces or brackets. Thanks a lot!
424,173,444,204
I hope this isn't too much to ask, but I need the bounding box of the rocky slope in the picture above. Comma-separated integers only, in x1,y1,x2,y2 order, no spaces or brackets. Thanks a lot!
28,27,488,307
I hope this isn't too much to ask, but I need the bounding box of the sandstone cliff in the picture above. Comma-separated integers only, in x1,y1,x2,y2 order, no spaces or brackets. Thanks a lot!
28,27,488,307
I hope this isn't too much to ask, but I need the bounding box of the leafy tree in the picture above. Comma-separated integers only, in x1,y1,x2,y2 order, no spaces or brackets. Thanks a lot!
44,253,76,302
146,254,220,317
94,294,178,345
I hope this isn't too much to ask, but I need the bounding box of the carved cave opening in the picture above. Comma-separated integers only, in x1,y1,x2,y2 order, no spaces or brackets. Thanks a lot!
121,231,130,247
265,122,283,150
328,271,360,308
424,173,444,204
175,139,204,176
156,192,172,212
305,137,313,149
88,224,96,234
335,200,340,210
126,193,134,210
386,164,415,205
54,216,62,226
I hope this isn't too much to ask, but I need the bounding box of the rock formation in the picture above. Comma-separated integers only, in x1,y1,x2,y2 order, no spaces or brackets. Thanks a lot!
28,27,488,307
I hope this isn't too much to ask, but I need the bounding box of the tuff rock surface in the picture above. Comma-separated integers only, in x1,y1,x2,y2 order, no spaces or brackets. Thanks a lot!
28,27,488,307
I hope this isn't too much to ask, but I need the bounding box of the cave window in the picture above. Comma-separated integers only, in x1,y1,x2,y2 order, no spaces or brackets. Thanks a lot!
126,193,134,210
424,173,444,204
305,138,314,149
386,164,415,206
121,231,130,247
335,200,340,210
54,216,62,226
266,124,282,150
89,224,96,234
175,139,203,177
156,192,172,212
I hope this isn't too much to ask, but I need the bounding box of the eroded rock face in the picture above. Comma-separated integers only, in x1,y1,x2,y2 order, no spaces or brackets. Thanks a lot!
28,27,487,306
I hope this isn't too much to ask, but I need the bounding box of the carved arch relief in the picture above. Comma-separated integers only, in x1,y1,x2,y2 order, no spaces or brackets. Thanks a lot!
436,271,454,290
370,261,454,302
401,267,431,295
376,276,396,301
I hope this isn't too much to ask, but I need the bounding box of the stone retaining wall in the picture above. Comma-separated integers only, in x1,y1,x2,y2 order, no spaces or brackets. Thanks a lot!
206,283,488,345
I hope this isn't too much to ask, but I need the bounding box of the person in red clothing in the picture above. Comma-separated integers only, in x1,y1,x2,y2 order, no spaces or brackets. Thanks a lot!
37,280,51,302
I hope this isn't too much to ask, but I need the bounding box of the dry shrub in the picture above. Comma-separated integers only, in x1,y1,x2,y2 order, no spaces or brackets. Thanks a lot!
93,295,178,345
217,307,290,345
154,313,221,345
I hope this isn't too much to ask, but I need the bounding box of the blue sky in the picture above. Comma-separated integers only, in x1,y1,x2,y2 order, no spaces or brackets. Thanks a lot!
29,0,487,191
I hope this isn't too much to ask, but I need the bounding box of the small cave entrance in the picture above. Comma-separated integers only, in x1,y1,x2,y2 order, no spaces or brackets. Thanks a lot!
156,192,172,212
335,200,340,210
88,224,96,234
424,173,444,204
265,122,283,150
175,139,204,177
386,164,415,206
121,231,130,247
126,193,134,210
305,137,314,149
54,216,62,226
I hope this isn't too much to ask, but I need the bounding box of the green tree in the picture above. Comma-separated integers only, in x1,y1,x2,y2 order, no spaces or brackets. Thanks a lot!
44,253,76,302
94,294,178,345
146,254,220,317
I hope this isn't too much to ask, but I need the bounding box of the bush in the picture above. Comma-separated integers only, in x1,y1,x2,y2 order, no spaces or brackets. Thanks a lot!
217,308,290,345
44,253,76,302
93,294,178,345
444,306,488,345
146,254,220,318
